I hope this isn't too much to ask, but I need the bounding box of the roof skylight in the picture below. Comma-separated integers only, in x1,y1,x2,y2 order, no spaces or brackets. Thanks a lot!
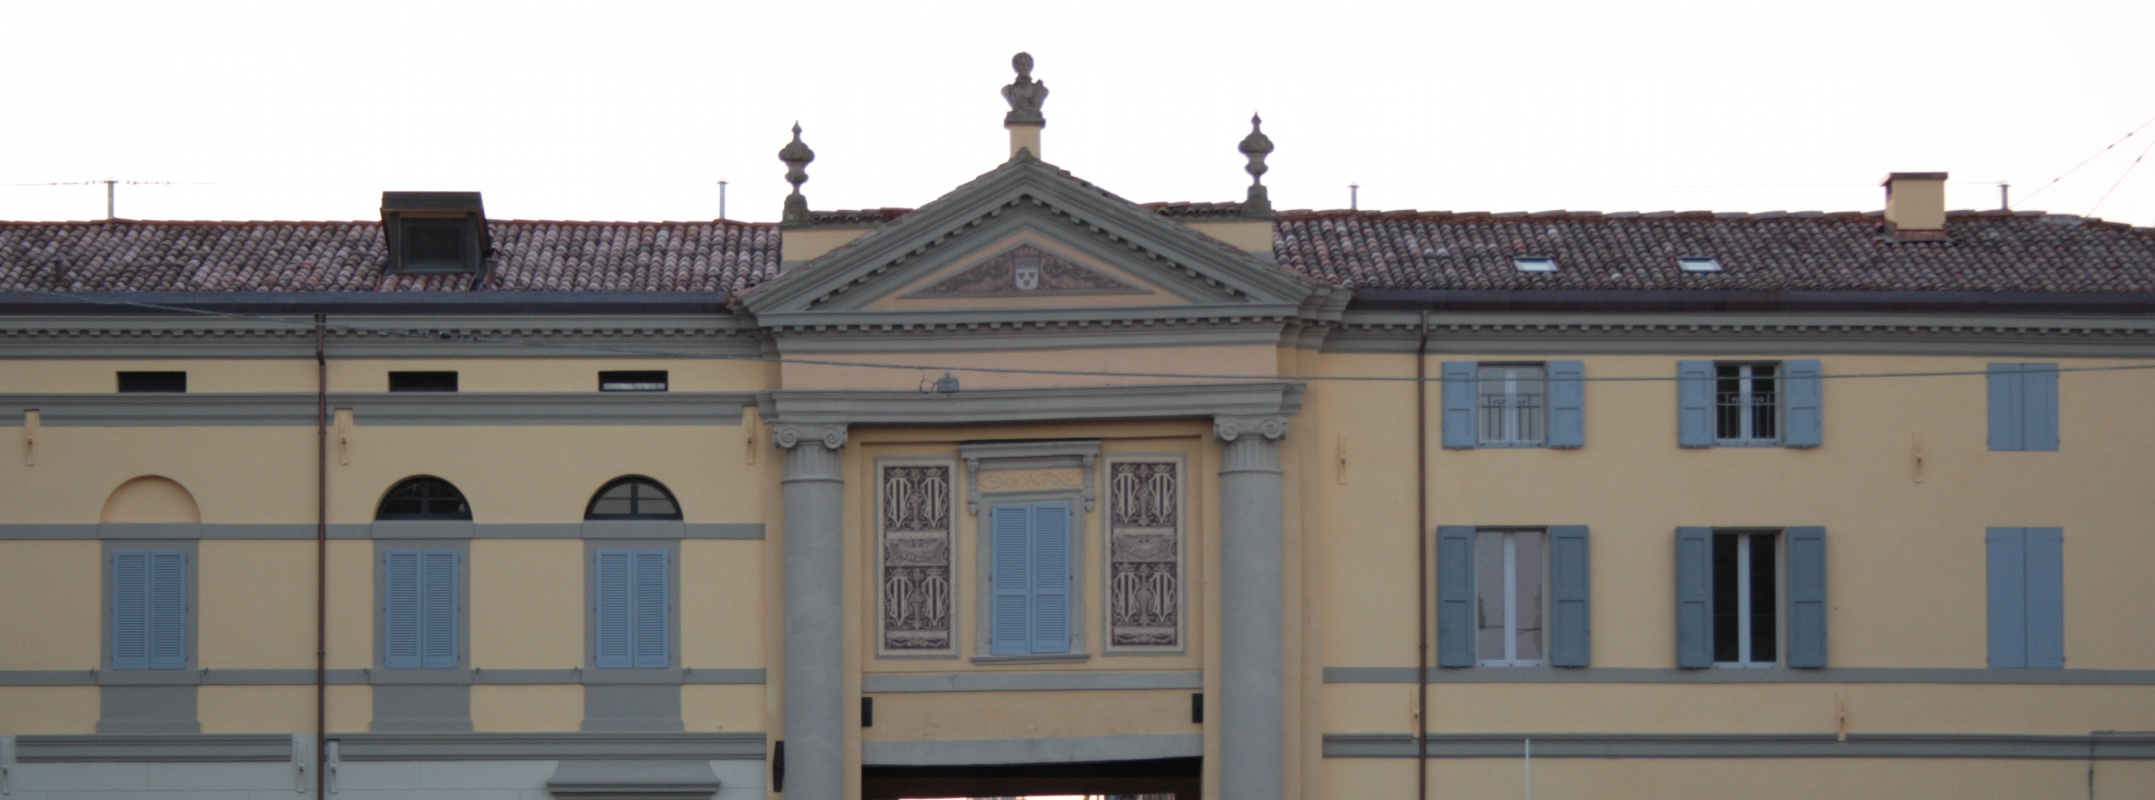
1513,256,1558,273
1677,257,1723,273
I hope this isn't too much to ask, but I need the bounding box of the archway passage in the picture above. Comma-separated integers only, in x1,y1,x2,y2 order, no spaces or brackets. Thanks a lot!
861,757,1199,800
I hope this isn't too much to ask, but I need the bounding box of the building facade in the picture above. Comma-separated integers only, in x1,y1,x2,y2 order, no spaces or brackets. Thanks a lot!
3,57,2155,799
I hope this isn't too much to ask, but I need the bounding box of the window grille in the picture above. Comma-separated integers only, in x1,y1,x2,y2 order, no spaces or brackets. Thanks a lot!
377,477,473,520
585,477,683,520
1715,363,1778,444
1477,365,1547,446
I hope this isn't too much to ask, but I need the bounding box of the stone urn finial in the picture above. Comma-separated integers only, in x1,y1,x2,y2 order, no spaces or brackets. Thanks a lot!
779,123,815,226
1239,114,1275,218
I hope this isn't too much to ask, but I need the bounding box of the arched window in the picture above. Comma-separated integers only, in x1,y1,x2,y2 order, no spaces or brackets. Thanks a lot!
377,477,472,521
585,477,682,521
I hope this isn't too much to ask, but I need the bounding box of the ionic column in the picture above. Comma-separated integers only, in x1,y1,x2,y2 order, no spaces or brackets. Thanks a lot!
775,423,848,800
1214,415,1287,800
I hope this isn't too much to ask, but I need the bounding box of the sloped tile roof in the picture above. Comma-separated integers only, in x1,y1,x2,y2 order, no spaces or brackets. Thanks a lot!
1272,210,2155,293
4,207,2155,297
0,219,779,294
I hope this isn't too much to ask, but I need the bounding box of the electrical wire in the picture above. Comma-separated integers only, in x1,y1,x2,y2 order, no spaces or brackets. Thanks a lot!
11,287,2155,385
2086,133,2155,219
2016,115,2155,207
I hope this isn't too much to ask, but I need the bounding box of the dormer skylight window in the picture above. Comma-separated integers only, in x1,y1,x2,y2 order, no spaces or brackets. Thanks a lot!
1513,256,1558,273
381,191,489,274
1678,257,1724,273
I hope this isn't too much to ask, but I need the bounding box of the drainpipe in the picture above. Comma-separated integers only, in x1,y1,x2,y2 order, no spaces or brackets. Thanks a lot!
1414,310,1431,800
314,316,328,798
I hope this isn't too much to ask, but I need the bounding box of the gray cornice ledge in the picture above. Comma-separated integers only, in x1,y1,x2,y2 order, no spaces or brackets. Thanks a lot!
759,381,1303,426
0,393,757,427
15,734,293,763
1322,732,2155,760
547,759,723,800
330,732,768,761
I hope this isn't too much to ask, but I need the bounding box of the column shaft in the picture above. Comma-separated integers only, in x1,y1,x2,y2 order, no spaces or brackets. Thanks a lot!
779,426,846,800
1216,417,1286,800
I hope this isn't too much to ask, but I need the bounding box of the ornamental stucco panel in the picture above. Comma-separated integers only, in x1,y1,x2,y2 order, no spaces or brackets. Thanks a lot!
877,460,957,656
1105,456,1185,651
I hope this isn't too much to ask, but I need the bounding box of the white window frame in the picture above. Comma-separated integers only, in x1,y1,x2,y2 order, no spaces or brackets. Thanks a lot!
1476,528,1546,667
1715,530,1780,668
1476,364,1547,448
1715,362,1781,446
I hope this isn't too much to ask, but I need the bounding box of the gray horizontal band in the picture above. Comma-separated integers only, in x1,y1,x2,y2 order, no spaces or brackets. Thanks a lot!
0,668,764,687
0,392,755,427
761,381,1303,426
1323,666,2155,685
862,733,1202,766
12,732,768,763
0,522,763,541
1323,732,2155,760
1327,310,2155,357
861,670,1201,693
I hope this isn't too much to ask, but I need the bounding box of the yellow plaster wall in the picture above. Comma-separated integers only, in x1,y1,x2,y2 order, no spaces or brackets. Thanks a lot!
859,690,1201,742
1314,353,2155,676
682,684,768,732
471,685,582,732
0,427,315,523
0,359,317,393
470,539,584,669
198,541,316,669
681,540,763,669
327,684,371,733
1184,220,1276,254
783,227,873,262
100,475,201,522
0,541,100,669
325,540,373,669
199,685,314,733
324,358,768,394
0,687,98,734
1329,758,2142,800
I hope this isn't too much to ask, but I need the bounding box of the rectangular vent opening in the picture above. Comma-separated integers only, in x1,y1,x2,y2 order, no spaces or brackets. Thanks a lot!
389,372,459,393
117,372,187,393
599,371,669,392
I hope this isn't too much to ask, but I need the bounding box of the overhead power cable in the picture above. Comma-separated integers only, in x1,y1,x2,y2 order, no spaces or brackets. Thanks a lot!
2016,114,2155,207
13,288,2155,385
2086,133,2155,219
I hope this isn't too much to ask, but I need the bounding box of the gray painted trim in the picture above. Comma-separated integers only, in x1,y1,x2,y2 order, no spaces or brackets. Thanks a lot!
94,686,199,735
15,734,292,763
860,670,1202,693
370,684,473,733
1322,733,2155,760
1322,666,2155,685
957,439,1102,465
0,312,760,360
761,381,1304,426
0,522,764,540
1327,310,2155,357
582,685,685,733
0,667,765,686
861,733,1203,766
337,732,768,762
773,319,1293,354
547,758,723,799
0,393,756,427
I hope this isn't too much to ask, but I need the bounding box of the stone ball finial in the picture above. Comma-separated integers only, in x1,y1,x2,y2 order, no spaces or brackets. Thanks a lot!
1002,52,1048,126
1239,114,1276,218
779,123,815,225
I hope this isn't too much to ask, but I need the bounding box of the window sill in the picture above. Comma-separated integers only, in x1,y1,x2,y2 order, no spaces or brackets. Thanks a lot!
971,652,1092,666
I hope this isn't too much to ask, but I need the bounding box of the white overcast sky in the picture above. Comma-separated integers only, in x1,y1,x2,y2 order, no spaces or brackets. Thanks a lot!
3,0,2152,227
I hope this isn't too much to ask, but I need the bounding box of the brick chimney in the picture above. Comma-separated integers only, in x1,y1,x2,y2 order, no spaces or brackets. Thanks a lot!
1883,172,1948,241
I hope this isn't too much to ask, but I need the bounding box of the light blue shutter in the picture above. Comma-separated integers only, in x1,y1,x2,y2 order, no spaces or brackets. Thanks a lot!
990,505,1032,656
384,550,422,669
1675,528,1713,668
1986,528,2029,668
1783,360,1823,448
2023,365,2060,451
1547,361,1585,449
1435,526,1475,668
1030,503,1071,654
149,552,186,670
1784,527,1828,668
112,552,150,670
2025,528,2065,668
1677,361,1714,448
594,550,632,668
1441,362,1478,449
632,550,669,668
421,551,457,668
1548,526,1590,667
1987,365,2025,451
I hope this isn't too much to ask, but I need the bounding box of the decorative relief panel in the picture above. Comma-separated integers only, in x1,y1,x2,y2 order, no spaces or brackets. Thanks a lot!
1106,457,1184,650
911,244,1144,296
879,461,955,654
976,468,1085,493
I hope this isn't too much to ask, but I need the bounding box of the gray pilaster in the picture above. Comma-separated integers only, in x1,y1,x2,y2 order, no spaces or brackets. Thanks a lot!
1213,415,1287,800
776,423,848,800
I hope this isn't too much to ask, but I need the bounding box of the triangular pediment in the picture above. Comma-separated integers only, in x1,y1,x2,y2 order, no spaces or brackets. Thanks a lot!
740,155,1312,323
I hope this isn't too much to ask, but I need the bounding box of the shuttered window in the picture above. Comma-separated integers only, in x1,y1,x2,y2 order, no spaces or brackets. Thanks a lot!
1443,361,1585,449
1988,364,2060,451
383,549,458,669
1676,527,1827,669
989,502,1073,656
112,550,186,670
595,549,670,668
1438,525,1590,668
1678,360,1820,448
1987,528,2065,668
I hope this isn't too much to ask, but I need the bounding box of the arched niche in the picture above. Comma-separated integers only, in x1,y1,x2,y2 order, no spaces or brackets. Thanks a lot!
101,476,202,523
